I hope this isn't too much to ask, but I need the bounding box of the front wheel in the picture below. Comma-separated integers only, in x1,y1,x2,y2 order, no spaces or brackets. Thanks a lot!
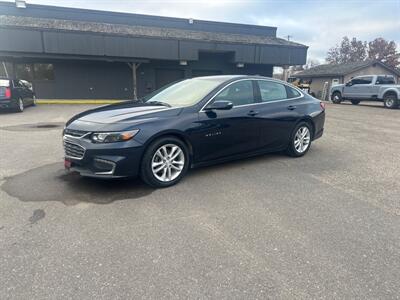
286,122,312,157
351,100,360,105
331,92,342,104
383,94,398,109
140,136,190,188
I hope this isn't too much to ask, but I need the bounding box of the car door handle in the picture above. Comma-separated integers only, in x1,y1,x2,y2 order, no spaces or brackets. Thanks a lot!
287,105,297,110
247,110,259,116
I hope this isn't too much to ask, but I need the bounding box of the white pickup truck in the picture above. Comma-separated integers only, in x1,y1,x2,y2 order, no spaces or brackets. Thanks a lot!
330,75,400,109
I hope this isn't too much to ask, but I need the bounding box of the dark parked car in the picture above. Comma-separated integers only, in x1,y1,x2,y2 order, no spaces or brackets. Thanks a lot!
63,75,325,187
0,78,36,112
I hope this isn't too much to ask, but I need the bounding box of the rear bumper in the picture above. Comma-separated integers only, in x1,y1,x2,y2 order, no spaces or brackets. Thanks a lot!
64,137,145,178
0,99,15,109
312,110,325,141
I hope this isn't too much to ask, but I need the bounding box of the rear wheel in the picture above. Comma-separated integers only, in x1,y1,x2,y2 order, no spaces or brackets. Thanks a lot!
351,100,360,105
140,136,190,188
15,98,24,112
286,122,312,157
331,92,342,104
383,93,398,109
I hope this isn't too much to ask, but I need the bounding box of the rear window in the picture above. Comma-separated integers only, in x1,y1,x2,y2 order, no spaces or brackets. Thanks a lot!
376,76,395,85
0,79,10,87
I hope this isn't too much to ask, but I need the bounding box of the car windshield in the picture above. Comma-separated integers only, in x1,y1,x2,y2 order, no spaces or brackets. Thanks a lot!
145,77,227,107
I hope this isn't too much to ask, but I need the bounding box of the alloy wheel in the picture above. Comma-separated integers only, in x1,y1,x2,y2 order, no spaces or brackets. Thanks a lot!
18,99,24,111
151,144,185,182
386,99,394,107
294,126,311,153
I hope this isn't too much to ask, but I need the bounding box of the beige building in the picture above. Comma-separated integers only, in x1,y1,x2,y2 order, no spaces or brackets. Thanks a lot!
294,60,400,100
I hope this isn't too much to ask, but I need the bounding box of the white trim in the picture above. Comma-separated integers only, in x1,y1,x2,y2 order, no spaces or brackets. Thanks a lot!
199,78,304,112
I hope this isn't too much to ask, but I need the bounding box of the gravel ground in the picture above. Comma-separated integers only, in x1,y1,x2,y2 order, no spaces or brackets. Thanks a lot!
0,102,399,299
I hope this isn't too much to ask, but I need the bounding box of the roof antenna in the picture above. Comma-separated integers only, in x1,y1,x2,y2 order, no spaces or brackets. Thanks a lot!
15,0,27,8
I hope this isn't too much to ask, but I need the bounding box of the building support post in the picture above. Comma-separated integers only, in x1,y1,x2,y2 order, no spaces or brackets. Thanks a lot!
128,62,141,100
1,61,9,77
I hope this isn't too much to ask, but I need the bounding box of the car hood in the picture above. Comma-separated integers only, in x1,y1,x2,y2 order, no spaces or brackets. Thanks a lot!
331,84,344,89
66,101,183,131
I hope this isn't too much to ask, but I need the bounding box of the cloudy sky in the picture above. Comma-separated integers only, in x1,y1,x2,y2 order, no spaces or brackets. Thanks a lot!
4,0,400,63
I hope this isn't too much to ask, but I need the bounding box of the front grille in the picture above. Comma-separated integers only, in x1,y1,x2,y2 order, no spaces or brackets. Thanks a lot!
64,141,85,159
64,128,89,138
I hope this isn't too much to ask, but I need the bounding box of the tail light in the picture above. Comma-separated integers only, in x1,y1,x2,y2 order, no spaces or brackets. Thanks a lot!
5,87,11,99
320,101,326,110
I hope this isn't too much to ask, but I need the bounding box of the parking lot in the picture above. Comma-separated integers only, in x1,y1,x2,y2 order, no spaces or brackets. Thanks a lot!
0,102,399,299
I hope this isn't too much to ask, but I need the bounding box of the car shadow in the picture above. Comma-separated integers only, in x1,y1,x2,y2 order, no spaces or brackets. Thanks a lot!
1,162,155,206
338,102,390,110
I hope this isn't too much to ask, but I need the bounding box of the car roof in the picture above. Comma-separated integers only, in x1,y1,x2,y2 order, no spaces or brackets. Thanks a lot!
192,74,289,85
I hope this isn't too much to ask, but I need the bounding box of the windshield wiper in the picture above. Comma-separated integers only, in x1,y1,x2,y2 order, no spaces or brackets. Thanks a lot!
146,101,172,108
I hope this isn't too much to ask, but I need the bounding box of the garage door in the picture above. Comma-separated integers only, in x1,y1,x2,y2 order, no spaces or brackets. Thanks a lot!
155,69,184,89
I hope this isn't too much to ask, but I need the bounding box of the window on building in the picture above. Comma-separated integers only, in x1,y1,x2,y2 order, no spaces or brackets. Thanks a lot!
258,80,287,102
15,63,55,81
15,64,34,81
34,64,55,80
332,78,340,86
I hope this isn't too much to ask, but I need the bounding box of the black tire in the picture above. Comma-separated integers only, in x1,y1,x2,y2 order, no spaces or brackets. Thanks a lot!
351,100,360,105
140,136,190,188
286,122,313,157
15,98,24,113
331,92,342,104
383,93,399,109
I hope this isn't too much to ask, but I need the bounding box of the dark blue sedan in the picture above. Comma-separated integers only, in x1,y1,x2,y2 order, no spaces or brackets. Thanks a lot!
63,75,325,187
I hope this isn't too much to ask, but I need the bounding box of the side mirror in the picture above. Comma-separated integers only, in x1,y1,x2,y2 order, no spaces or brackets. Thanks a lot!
204,100,233,111
345,82,352,87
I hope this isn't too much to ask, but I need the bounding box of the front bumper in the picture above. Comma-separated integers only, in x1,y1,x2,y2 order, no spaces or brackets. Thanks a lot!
63,135,145,178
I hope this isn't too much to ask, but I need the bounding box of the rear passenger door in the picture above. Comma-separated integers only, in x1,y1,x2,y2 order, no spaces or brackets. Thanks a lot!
12,80,25,102
255,80,303,149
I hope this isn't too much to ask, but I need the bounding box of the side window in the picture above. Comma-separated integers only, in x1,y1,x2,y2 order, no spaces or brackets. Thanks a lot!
21,80,33,91
359,76,373,84
214,80,254,106
376,76,395,85
258,80,287,102
13,80,23,88
351,78,361,85
285,85,301,98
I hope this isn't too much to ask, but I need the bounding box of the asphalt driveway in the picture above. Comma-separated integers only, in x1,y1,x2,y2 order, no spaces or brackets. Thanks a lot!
0,102,399,299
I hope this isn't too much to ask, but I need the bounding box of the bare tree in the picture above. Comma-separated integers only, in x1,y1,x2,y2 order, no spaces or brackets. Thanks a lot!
368,38,400,68
326,37,367,64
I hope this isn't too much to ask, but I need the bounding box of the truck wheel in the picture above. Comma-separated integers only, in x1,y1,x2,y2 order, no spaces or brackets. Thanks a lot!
351,100,360,105
383,93,399,109
331,92,342,104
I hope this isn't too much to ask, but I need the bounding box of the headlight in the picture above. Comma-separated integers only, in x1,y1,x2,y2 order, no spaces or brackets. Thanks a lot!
91,130,139,143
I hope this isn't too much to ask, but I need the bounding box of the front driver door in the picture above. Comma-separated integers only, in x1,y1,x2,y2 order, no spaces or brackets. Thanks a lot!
191,80,261,162
343,78,362,99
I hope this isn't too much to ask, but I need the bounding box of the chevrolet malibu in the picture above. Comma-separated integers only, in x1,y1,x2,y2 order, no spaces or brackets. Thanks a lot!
63,75,325,187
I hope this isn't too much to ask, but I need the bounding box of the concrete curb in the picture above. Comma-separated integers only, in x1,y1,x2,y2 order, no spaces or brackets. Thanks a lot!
36,99,128,104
